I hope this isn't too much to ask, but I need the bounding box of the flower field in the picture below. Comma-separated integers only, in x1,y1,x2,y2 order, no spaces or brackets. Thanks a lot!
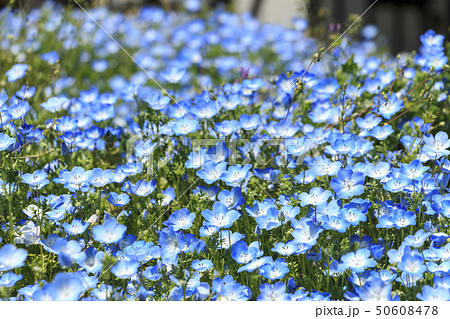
0,1,450,301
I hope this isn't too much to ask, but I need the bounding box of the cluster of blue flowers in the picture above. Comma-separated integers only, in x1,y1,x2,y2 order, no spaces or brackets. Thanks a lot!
0,2,449,301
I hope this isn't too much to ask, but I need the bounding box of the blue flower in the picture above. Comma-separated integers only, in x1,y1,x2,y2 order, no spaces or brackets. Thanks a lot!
196,161,227,184
341,248,377,273
159,226,185,265
191,259,213,272
111,260,140,279
355,278,395,301
88,168,114,187
51,238,86,268
21,170,49,189
201,202,240,229
107,192,130,207
191,100,219,119
92,219,127,244
0,244,28,271
218,187,245,209
370,125,394,140
330,168,365,199
422,131,450,158
417,286,450,301
321,215,350,233
375,93,404,120
171,118,199,135
6,64,28,82
61,166,93,186
402,229,431,247
7,101,31,119
366,161,390,179
298,187,332,206
62,219,90,236
0,272,23,288
33,272,86,301
41,96,67,113
77,247,104,275
257,282,291,301
399,159,429,181
163,208,196,231
214,120,240,136
291,220,323,245
121,179,156,196
220,164,252,187
259,258,290,280
230,241,260,264
398,252,426,276
161,66,186,84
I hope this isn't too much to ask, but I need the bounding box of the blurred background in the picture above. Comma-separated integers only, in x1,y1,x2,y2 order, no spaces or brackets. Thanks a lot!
2,0,450,54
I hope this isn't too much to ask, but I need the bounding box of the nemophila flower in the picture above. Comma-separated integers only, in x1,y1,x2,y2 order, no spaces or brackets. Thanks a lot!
239,114,260,130
217,230,244,250
7,101,31,119
88,168,114,187
143,264,162,281
272,120,300,138
41,51,59,64
340,208,367,226
202,202,240,229
107,192,130,207
399,159,429,181
191,259,213,272
255,207,281,230
21,170,49,189
230,241,260,264
294,170,316,184
321,215,350,233
216,283,250,301
214,120,240,136
161,66,186,84
33,272,86,301
220,164,252,186
331,168,365,199
257,282,291,301
375,94,404,120
163,208,196,231
159,226,185,265
6,64,28,82
417,286,450,301
291,220,323,245
370,125,394,140
341,249,377,273
62,219,90,236
56,116,78,132
90,104,115,122
191,100,219,119
16,85,36,99
171,118,199,135
390,209,416,229
217,93,241,111
259,258,289,280
0,244,28,271
285,137,311,157
403,229,431,247
0,272,23,288
309,157,342,177
92,219,127,244
330,138,355,154
366,161,390,179
218,187,244,209
422,131,450,158
159,187,176,206
426,261,450,275
122,179,156,196
196,161,227,184
77,247,104,275
51,238,86,268
111,260,140,279
398,252,426,276
61,166,93,186
272,241,299,256
354,278,395,301
298,187,332,207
